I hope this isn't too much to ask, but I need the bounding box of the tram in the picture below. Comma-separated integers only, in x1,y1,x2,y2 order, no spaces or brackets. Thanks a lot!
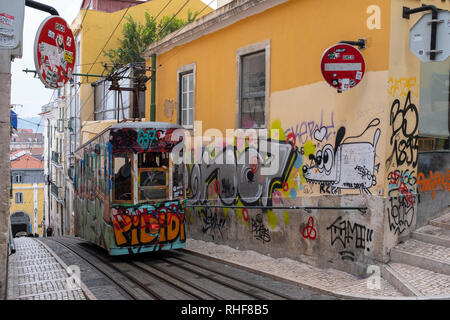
73,122,186,255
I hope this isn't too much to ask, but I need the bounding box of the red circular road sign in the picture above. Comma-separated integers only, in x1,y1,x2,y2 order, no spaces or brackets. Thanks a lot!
320,44,365,91
34,16,76,89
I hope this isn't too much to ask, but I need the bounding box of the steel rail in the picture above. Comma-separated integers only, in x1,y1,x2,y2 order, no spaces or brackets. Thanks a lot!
130,260,222,300
48,238,163,300
62,238,211,300
172,250,296,300
159,256,278,300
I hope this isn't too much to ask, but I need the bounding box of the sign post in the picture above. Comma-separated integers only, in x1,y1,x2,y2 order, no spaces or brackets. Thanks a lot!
0,0,25,300
34,16,76,89
0,0,25,57
320,43,366,92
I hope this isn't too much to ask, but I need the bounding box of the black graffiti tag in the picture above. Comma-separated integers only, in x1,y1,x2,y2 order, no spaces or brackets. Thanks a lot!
200,207,227,240
326,216,373,258
387,91,418,168
387,196,415,235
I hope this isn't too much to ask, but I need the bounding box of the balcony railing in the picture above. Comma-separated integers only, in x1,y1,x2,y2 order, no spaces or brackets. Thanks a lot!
68,166,74,181
50,182,63,202
50,182,59,198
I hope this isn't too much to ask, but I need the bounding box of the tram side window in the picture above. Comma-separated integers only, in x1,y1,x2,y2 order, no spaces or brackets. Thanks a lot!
113,154,132,202
138,152,169,201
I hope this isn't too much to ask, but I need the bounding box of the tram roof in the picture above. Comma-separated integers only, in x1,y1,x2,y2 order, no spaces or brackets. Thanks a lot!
76,121,184,152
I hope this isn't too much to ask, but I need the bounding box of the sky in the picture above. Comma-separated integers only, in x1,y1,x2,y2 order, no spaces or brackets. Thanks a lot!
11,0,217,119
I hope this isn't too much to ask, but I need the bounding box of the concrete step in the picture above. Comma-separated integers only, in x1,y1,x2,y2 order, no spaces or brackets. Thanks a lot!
388,263,450,297
380,263,421,297
412,225,450,248
391,239,450,276
429,211,450,230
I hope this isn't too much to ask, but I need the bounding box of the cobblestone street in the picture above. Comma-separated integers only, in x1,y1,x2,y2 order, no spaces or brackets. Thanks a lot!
7,237,90,300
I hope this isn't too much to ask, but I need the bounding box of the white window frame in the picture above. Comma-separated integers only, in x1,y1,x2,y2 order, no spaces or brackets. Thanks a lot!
236,39,270,129
14,174,22,183
177,63,196,130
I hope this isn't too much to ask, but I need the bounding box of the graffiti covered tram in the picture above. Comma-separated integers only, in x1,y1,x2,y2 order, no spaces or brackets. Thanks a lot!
74,122,186,255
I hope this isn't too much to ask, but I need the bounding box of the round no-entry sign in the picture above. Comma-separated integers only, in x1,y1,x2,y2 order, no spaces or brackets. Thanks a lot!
34,16,76,89
320,44,365,91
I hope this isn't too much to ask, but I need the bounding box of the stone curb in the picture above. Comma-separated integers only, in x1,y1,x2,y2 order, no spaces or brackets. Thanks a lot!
181,249,450,300
429,220,450,231
412,231,450,248
379,263,421,297
35,239,97,300
391,247,450,276
429,210,450,231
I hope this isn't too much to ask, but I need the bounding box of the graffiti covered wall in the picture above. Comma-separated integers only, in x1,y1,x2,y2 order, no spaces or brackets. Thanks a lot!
143,0,450,276
185,88,389,274
416,152,450,227
161,0,395,276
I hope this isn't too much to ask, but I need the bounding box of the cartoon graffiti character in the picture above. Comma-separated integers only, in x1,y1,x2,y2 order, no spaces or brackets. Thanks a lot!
302,119,381,194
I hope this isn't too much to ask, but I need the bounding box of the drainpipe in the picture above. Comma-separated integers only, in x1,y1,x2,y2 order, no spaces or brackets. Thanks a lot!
150,54,156,122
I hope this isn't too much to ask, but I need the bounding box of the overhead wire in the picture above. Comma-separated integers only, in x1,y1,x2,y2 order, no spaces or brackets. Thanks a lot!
85,5,132,77
50,0,210,150
149,0,215,71
155,0,193,39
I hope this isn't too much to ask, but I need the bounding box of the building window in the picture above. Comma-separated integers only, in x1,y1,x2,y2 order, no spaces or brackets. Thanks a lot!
178,63,196,129
93,65,145,121
137,152,169,201
418,56,449,151
14,175,22,183
15,192,23,204
236,40,270,129
240,51,265,128
113,154,132,202
179,72,194,128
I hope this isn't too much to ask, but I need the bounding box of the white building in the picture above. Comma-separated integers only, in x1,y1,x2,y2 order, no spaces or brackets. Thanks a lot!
39,90,67,236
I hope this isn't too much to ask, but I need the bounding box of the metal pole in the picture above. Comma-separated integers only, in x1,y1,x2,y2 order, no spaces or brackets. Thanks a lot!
150,54,156,122
186,204,368,214
25,0,59,16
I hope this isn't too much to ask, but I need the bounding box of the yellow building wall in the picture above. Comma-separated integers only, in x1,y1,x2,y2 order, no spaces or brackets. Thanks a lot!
10,183,45,236
148,0,391,195
71,0,213,124
142,0,450,269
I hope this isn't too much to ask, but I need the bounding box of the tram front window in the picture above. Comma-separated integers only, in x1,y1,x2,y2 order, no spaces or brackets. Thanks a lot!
113,154,132,202
138,152,169,201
